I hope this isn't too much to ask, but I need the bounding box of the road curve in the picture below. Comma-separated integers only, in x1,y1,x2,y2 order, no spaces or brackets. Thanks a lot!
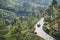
34,18,56,40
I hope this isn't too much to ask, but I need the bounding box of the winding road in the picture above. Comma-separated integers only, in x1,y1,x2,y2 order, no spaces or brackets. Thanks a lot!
34,18,56,40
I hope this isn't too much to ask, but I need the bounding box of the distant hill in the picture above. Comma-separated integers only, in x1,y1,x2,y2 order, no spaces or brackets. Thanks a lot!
0,0,59,16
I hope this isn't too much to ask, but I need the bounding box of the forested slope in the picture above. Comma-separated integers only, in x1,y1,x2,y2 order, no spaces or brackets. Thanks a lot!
0,0,60,40
43,0,60,40
0,4,44,40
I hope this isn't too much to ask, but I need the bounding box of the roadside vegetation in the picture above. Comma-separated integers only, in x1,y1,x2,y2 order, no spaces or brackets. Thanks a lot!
43,0,60,40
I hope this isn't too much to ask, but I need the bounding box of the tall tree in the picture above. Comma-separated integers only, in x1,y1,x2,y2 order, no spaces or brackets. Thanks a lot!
52,0,57,6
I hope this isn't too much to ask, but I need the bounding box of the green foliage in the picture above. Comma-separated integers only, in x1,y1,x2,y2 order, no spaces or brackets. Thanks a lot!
1,0,59,40
52,0,57,6
43,3,60,40
0,8,44,40
0,0,50,16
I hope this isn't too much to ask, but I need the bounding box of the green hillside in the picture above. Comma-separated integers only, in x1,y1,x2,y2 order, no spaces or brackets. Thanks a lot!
0,9,44,40
43,0,60,40
0,0,60,40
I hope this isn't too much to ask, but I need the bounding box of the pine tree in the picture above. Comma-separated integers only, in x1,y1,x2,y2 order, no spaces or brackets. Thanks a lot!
52,0,57,6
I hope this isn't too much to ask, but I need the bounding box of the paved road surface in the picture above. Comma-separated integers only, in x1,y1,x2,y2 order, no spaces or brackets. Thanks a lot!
34,18,56,40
